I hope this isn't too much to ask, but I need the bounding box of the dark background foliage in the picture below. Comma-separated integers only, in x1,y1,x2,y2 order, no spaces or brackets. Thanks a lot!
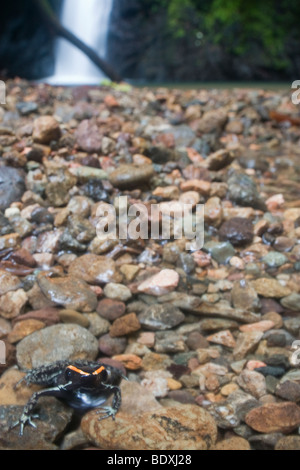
1,0,299,82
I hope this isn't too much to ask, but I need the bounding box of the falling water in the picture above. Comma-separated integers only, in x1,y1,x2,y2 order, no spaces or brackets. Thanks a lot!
47,0,113,85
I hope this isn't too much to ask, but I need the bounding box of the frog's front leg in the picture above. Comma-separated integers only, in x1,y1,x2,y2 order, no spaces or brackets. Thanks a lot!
95,384,122,421
11,382,73,436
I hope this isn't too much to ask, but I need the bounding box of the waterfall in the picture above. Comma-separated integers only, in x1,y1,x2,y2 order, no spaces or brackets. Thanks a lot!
47,0,113,85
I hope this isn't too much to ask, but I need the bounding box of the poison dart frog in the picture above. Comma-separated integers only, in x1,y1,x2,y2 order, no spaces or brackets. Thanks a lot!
12,359,126,436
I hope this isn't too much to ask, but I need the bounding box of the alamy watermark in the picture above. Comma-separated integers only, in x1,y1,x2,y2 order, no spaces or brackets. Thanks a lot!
291,80,300,105
0,80,6,105
95,196,204,251
0,340,5,365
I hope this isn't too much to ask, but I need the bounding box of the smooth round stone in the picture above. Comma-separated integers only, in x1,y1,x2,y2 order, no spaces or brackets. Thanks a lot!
16,324,98,369
58,309,90,328
109,164,154,189
262,251,288,267
103,283,132,302
219,217,254,247
203,240,236,264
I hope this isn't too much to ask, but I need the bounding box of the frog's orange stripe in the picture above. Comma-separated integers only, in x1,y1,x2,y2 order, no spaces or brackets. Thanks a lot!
92,366,105,376
67,365,90,376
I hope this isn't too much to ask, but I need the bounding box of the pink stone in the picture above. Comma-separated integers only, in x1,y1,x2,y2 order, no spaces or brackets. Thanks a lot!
239,320,275,333
246,360,267,371
137,269,179,296
206,329,236,348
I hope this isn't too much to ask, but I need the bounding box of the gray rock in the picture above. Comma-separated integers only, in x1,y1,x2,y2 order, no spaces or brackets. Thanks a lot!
227,172,266,210
262,251,288,267
281,293,300,311
16,324,98,369
203,240,236,264
0,399,73,450
0,167,26,211
138,304,185,331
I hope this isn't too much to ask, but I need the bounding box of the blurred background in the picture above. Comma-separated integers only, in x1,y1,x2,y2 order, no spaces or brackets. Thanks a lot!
0,0,299,84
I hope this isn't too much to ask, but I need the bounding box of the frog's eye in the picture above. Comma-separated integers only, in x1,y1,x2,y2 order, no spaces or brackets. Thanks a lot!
92,366,108,382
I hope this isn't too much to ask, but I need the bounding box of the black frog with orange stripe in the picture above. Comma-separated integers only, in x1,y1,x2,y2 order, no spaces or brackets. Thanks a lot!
12,360,125,436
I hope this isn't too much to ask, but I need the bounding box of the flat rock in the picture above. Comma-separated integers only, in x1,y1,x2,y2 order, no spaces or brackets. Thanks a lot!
109,164,154,189
251,278,291,298
219,217,254,247
37,273,97,312
16,324,98,369
245,402,300,433
138,304,185,331
137,269,179,296
81,404,217,450
68,254,122,285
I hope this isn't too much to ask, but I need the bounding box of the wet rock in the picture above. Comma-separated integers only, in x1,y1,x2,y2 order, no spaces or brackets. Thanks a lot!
68,254,122,285
141,370,171,397
0,167,26,211
186,331,209,350
0,400,72,450
154,331,187,353
138,304,185,331
98,334,127,356
96,298,126,321
84,312,110,337
237,369,267,398
275,436,300,450
245,402,300,433
120,380,162,415
75,119,102,153
109,313,141,337
233,331,264,360
109,164,154,189
103,283,132,302
262,251,288,268
275,380,300,402
227,172,266,210
204,197,223,227
32,116,61,144
206,329,236,348
280,293,300,311
112,354,142,370
37,273,97,313
219,217,254,247
0,270,21,295
195,300,259,324
8,318,45,343
197,108,227,134
137,269,179,296
231,279,260,311
58,309,90,328
0,289,28,319
81,404,217,450
12,307,60,327
16,324,98,369
212,436,251,450
203,241,235,264
208,390,259,429
251,278,291,298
